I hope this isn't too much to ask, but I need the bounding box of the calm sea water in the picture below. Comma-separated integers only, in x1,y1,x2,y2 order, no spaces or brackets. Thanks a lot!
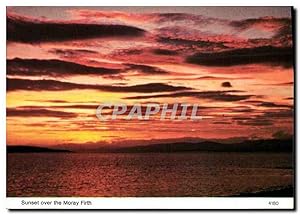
7,152,293,197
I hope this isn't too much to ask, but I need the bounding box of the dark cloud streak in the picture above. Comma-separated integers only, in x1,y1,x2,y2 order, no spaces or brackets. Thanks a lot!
7,108,78,119
7,78,190,93
7,58,121,77
186,46,293,67
8,58,170,77
7,16,146,43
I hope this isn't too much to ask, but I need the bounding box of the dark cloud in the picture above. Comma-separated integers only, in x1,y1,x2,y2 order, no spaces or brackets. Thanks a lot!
235,108,293,127
232,117,252,121
244,100,292,108
7,58,120,77
7,108,78,119
257,101,292,108
255,81,294,86
7,16,146,43
152,49,178,56
228,107,253,113
285,97,293,100
230,17,292,47
125,90,252,102
233,115,274,126
7,78,190,93
186,46,293,67
156,13,202,22
172,75,253,81
275,22,292,36
263,109,293,118
8,58,171,78
237,119,273,126
157,36,227,49
230,17,291,31
230,17,292,42
29,100,69,103
221,81,232,88
271,82,294,86
69,10,220,26
212,121,232,125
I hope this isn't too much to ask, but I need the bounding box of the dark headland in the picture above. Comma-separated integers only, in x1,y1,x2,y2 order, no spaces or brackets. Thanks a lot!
7,145,72,153
111,138,293,153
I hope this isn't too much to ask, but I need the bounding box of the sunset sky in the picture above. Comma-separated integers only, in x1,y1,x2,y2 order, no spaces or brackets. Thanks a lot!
7,7,294,146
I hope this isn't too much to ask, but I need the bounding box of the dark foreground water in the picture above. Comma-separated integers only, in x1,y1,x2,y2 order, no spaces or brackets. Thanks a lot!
7,152,293,197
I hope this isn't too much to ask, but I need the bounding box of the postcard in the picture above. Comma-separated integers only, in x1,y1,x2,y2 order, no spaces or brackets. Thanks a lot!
6,6,295,210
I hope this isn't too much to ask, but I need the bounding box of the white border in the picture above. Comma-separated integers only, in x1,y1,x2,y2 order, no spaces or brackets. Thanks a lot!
1,0,298,212
2,1,298,6
6,197,294,209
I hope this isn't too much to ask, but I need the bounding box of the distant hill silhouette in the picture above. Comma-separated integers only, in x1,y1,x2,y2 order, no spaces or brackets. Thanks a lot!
7,145,72,153
108,138,293,153
7,138,293,153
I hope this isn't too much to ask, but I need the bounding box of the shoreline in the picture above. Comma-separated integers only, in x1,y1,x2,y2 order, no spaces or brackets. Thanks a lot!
231,186,294,197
